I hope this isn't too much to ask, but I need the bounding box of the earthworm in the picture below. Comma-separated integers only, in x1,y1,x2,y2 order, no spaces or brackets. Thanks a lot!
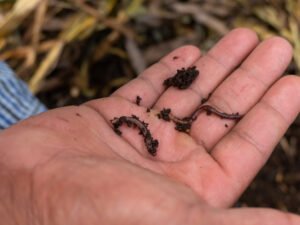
110,115,158,156
158,105,243,133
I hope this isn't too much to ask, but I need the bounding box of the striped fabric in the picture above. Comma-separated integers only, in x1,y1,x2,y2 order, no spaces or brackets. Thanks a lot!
0,61,47,130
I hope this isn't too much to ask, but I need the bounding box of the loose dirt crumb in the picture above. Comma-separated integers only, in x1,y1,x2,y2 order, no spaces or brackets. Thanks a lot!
157,108,171,121
136,96,142,105
163,66,199,89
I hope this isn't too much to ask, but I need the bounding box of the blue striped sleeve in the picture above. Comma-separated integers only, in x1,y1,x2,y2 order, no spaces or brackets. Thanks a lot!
0,61,47,130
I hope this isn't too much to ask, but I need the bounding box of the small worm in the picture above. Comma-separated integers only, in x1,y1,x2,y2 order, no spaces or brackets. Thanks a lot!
190,105,242,120
158,105,243,133
110,115,158,156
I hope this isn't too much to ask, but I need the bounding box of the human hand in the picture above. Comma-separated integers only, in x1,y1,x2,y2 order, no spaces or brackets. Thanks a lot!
0,28,299,224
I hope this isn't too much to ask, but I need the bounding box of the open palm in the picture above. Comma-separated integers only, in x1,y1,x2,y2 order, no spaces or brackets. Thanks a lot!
0,28,299,224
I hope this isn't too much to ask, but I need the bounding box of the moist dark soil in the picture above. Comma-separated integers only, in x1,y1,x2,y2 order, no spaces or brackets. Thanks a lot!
157,108,172,121
163,66,199,89
136,96,142,105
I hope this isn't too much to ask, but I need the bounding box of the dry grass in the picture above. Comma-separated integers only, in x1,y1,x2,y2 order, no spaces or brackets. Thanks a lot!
0,0,299,95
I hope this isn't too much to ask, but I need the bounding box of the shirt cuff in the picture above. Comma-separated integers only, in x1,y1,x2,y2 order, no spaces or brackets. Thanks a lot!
0,61,47,130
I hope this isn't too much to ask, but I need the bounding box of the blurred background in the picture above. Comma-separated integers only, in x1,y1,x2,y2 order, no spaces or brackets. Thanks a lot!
0,0,299,213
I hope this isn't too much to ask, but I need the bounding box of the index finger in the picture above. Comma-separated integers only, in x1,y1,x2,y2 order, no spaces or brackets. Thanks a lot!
112,45,201,107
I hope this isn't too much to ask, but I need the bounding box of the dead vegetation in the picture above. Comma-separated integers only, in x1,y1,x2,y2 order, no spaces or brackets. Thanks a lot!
0,0,299,214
